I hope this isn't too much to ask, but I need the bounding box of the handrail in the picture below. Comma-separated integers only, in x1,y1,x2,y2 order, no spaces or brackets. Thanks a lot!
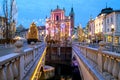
0,42,45,80
73,44,120,80
73,46,105,80
30,47,47,80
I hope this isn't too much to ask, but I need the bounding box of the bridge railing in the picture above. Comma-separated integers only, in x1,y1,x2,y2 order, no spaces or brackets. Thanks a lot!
74,41,120,80
86,42,120,53
0,41,45,80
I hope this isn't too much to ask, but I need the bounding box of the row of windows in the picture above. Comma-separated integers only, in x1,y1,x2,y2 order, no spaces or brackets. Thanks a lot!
95,22,103,27
106,16,113,24
94,16,113,27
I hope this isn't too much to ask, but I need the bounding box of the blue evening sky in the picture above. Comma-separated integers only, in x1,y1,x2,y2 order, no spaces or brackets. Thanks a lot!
0,0,120,28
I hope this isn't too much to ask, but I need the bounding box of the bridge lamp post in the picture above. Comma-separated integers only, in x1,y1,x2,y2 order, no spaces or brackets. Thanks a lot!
95,33,98,43
85,34,87,42
111,24,114,51
89,32,92,43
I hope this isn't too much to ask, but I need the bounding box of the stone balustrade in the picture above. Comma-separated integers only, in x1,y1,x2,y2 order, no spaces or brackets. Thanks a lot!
0,54,20,80
30,47,47,80
73,41,120,80
0,41,45,80
101,51,120,80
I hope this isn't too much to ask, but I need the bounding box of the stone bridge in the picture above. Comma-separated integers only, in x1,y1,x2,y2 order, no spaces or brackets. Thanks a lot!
0,41,120,80
73,42,120,80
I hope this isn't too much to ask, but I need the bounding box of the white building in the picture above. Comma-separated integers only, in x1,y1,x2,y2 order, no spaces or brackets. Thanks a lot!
88,7,120,44
88,19,95,41
104,10,120,44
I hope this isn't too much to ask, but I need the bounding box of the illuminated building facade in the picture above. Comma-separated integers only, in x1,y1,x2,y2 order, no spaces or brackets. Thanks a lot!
37,26,45,41
88,19,95,41
104,10,120,44
45,6,74,42
88,7,120,44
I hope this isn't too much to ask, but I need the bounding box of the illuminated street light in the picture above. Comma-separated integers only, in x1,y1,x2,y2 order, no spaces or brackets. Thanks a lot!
111,24,114,44
111,24,114,51
89,32,91,42
95,33,98,43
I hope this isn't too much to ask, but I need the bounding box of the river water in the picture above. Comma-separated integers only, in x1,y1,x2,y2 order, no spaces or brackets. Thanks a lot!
46,63,81,80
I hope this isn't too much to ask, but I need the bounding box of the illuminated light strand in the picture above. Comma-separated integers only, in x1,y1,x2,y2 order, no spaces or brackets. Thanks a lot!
30,47,47,80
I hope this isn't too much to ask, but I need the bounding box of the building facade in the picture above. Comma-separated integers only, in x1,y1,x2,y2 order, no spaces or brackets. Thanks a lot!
15,24,28,39
45,6,74,43
88,7,120,44
37,26,45,41
88,19,95,42
104,10,120,44
0,16,6,39
0,16,16,39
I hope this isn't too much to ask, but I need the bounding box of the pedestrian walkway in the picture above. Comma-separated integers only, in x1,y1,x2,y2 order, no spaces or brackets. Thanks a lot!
0,42,30,57
0,46,15,57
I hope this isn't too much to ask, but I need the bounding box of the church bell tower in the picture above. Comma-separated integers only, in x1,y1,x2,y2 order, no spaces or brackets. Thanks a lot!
69,7,74,35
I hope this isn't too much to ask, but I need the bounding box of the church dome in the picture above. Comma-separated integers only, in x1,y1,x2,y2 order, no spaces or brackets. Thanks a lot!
52,5,64,12
98,7,113,16
53,9,63,12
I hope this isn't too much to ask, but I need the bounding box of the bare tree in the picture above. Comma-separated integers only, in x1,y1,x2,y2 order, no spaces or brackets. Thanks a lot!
2,0,17,43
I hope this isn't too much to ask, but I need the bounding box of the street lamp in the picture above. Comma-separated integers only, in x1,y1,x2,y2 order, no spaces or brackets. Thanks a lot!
95,33,98,43
89,32,91,43
111,24,114,44
111,24,114,51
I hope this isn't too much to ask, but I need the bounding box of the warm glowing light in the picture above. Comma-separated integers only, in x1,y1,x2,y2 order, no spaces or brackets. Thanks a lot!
111,24,114,32
45,7,73,42
46,23,49,28
89,32,91,35
72,35,75,39
30,48,47,80
14,36,21,40
111,24,114,29
27,22,39,39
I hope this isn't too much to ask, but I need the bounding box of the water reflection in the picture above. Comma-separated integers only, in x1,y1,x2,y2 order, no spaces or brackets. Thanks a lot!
46,63,81,80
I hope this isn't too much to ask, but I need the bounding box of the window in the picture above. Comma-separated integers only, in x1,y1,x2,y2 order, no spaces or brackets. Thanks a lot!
107,19,109,24
107,28,109,32
56,15,59,21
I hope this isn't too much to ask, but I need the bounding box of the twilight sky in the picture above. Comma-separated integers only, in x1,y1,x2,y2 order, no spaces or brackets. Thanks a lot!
0,0,120,28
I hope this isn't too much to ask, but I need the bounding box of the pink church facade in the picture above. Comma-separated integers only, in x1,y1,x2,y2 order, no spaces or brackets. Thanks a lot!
45,6,74,42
